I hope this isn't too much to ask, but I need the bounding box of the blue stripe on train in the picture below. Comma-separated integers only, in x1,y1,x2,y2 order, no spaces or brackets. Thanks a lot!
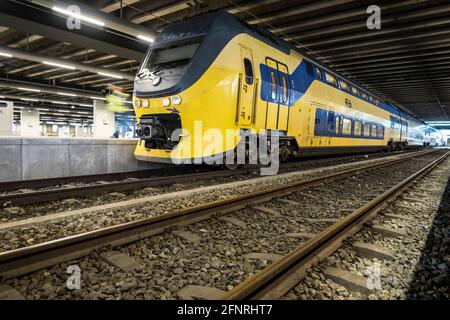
258,59,417,121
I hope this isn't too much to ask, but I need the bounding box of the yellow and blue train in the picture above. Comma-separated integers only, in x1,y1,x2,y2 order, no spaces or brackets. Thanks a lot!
133,11,436,165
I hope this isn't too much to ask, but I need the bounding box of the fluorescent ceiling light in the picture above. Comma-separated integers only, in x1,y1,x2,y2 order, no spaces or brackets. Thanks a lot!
52,6,105,27
20,98,39,102
90,96,106,100
137,34,154,43
0,52,13,58
97,72,123,79
18,87,41,92
57,92,77,97
43,61,76,70
52,101,68,105
79,103,92,107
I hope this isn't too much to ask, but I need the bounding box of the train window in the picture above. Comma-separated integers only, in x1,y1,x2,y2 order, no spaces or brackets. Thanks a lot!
315,67,323,80
354,120,362,136
343,118,352,135
270,70,277,100
335,116,341,134
339,80,349,92
325,73,337,86
377,126,384,138
281,75,288,103
352,86,360,97
363,123,370,136
305,61,313,75
243,58,254,85
327,111,335,132
371,124,377,137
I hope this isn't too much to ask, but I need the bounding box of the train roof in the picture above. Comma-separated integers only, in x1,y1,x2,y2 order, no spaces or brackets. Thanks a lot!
154,11,425,126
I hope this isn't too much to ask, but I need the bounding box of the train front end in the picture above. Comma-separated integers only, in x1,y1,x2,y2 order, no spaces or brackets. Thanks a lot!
133,12,243,165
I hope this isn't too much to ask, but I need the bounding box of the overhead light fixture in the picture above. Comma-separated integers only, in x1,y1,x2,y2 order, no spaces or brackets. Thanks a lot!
43,61,76,70
137,34,154,43
52,101,68,105
57,92,77,97
97,72,123,79
18,87,41,92
90,96,106,100
0,52,13,58
21,98,39,102
79,103,92,107
52,6,105,27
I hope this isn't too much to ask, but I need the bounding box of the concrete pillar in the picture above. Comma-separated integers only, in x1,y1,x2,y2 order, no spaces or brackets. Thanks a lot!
75,125,85,137
0,100,14,136
93,99,115,138
20,109,40,137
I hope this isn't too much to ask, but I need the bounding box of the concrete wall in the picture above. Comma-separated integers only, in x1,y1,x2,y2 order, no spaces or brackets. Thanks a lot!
0,137,169,182
0,100,14,136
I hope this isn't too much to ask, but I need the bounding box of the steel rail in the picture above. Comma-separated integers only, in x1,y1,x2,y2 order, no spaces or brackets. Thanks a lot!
0,167,254,207
0,149,440,280
221,151,449,300
0,168,178,192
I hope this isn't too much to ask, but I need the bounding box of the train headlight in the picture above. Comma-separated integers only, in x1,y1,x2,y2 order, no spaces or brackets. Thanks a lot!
142,99,150,108
172,95,182,105
134,99,141,108
162,98,171,106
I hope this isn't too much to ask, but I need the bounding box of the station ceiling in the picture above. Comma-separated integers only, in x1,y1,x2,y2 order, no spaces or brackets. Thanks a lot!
0,0,449,124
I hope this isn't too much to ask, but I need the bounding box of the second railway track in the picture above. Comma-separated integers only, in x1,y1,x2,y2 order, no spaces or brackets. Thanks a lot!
0,150,418,208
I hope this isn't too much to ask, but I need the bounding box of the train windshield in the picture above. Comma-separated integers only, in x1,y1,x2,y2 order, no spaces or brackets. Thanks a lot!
135,41,201,93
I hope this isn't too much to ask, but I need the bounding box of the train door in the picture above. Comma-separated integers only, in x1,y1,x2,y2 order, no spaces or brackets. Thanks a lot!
307,102,330,147
277,64,290,132
263,58,289,132
307,104,314,145
238,46,256,128
399,117,403,142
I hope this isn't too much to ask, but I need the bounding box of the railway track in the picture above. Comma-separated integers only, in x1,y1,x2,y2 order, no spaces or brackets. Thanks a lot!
0,148,446,292
0,149,418,208
221,150,449,300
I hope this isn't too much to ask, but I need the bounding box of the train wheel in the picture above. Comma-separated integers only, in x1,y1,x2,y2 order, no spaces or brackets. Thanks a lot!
223,153,241,170
224,163,240,170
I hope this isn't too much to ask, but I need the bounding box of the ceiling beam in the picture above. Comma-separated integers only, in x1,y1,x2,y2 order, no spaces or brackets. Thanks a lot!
0,78,105,100
0,1,146,61
28,0,156,39
0,45,134,80
246,0,355,25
